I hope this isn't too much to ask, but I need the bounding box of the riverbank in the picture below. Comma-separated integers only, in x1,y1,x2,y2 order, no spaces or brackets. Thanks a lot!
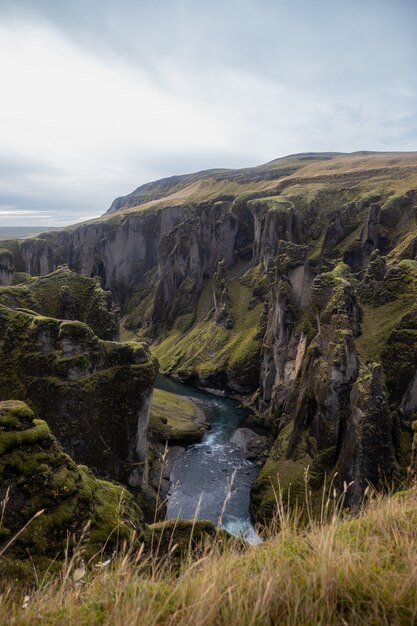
149,388,209,445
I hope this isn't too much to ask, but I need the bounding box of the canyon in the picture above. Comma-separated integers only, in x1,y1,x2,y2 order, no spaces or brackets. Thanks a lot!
1,151,417,571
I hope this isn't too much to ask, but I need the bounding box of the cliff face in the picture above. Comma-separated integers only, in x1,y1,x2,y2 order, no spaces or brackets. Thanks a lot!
0,249,14,286
0,400,143,568
13,207,186,303
2,152,417,516
0,304,158,488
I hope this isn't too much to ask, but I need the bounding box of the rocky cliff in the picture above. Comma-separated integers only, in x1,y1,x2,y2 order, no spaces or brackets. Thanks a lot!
0,249,14,286
2,151,417,517
0,303,158,489
0,265,119,339
0,400,143,575
0,399,219,579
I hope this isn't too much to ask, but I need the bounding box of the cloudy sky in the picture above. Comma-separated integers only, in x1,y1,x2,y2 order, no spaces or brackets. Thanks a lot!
0,0,416,226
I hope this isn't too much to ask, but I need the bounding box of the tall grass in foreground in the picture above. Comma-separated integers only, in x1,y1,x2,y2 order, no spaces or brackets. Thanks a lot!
0,486,416,626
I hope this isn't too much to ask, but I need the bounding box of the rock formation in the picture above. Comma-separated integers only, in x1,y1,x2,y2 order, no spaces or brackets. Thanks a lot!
0,400,143,574
0,249,14,286
0,265,119,339
0,304,158,488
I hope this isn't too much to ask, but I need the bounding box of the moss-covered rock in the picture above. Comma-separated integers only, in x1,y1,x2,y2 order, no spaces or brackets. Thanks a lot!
0,400,142,574
149,388,206,445
0,265,118,340
145,519,229,558
252,261,403,521
0,305,158,487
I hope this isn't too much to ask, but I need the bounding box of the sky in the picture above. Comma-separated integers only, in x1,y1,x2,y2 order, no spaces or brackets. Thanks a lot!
0,0,416,227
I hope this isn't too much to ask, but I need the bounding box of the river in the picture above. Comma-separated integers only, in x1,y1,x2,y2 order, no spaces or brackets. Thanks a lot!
156,376,261,544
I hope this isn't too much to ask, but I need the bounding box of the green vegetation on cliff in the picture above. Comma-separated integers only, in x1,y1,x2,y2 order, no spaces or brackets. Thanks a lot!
153,277,263,393
0,304,158,485
149,388,206,444
0,400,142,579
0,266,118,339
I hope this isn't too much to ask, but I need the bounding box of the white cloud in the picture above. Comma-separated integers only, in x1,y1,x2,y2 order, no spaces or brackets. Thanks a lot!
0,23,227,171
0,3,416,227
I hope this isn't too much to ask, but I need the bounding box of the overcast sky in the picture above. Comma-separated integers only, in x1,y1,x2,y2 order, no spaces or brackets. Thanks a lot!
0,0,416,226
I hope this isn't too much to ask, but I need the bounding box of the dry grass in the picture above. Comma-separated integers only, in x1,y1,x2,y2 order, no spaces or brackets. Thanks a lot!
1,485,416,625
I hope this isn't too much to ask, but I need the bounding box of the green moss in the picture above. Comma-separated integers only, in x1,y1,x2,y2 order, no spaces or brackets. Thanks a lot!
0,266,117,340
0,400,142,567
251,423,315,522
0,303,158,485
154,278,263,390
149,388,205,443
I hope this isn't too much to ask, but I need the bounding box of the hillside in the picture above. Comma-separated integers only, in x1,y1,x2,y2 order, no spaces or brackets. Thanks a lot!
105,151,417,217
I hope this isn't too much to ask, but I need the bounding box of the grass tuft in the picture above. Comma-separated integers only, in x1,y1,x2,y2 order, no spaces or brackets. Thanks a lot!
1,487,416,625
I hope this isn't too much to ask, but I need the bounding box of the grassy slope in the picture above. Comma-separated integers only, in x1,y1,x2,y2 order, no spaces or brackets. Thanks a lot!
153,278,263,385
41,152,417,234
1,489,416,625
149,388,206,443
102,152,417,219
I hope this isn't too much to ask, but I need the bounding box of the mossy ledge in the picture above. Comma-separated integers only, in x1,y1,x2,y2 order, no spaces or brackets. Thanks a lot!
0,265,119,340
0,400,143,575
0,304,158,487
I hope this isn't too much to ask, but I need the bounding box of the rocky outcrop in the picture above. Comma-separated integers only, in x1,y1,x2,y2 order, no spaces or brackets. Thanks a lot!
249,199,297,271
0,266,119,340
250,261,407,520
321,202,361,257
144,200,252,336
212,260,233,328
0,305,158,487
259,242,311,414
0,400,143,568
336,365,398,506
229,427,270,465
0,249,14,286
361,203,381,268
